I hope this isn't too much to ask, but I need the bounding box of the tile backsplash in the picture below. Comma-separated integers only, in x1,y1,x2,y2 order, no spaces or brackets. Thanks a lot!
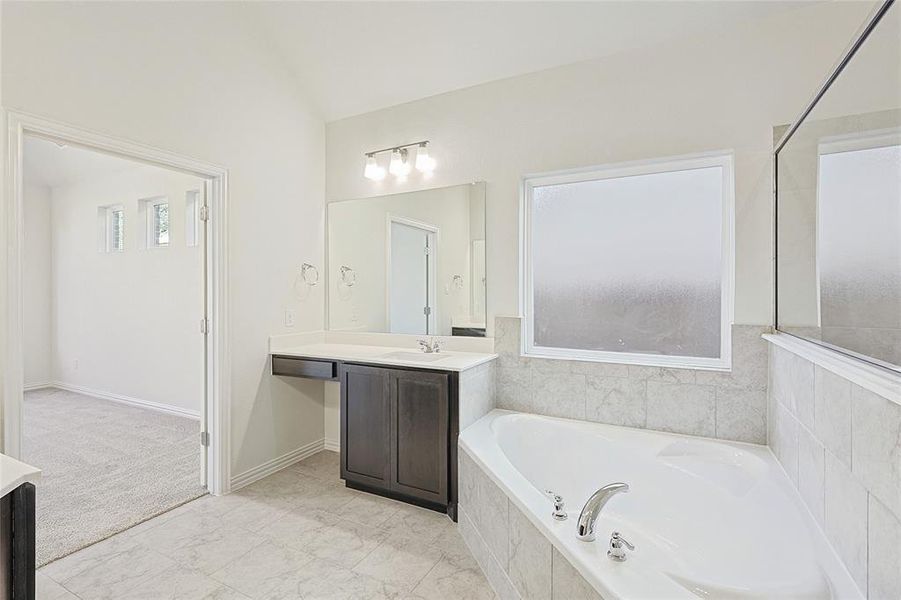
767,342,901,598
493,316,770,444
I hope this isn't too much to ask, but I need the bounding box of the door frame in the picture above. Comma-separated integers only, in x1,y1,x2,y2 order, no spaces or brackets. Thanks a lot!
385,214,438,335
2,111,231,495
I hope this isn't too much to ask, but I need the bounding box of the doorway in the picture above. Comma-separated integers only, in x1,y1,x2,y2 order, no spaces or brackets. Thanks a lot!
387,216,437,335
3,112,230,564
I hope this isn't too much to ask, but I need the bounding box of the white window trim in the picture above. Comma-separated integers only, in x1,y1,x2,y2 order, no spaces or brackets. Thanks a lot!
98,204,125,253
520,151,735,371
141,195,170,248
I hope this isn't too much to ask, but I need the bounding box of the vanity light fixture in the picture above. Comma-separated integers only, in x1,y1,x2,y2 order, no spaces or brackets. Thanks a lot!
363,140,435,181
363,154,386,181
388,148,411,177
415,143,435,173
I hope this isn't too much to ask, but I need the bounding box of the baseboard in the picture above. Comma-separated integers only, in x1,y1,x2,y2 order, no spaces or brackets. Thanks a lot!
230,438,325,491
23,381,53,392
324,438,340,452
49,382,201,420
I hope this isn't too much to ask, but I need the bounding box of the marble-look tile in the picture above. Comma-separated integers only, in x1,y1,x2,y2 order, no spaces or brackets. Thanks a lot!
211,540,315,599
413,551,496,600
585,376,646,428
868,494,901,600
851,384,901,518
257,509,337,550
50,540,176,599
36,571,79,600
163,522,265,576
477,470,510,570
508,506,552,600
380,503,455,547
458,508,519,600
331,492,403,528
714,387,766,444
646,382,716,437
302,517,390,568
92,562,240,600
294,561,411,600
551,548,602,600
459,450,479,515
460,362,496,431
815,366,852,467
353,534,444,591
824,452,868,593
289,449,341,481
771,346,815,427
41,534,147,584
570,361,630,378
628,366,694,384
496,367,532,412
772,402,800,484
494,316,523,356
798,426,826,525
530,372,587,420
292,479,360,513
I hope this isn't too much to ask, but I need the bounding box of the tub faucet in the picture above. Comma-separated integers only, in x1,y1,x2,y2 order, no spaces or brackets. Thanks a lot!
576,482,629,542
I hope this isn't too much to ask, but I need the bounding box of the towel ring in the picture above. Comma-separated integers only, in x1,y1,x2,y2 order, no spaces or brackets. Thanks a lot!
300,263,319,286
340,265,356,287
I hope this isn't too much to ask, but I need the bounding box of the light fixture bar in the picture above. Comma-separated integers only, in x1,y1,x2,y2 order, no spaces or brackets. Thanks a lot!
365,140,430,157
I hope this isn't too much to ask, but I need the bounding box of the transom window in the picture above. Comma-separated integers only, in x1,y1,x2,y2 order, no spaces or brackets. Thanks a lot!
522,152,734,369
140,196,170,248
98,204,125,253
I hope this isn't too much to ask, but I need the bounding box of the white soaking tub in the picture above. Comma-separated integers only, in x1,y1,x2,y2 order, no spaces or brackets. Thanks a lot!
458,410,862,600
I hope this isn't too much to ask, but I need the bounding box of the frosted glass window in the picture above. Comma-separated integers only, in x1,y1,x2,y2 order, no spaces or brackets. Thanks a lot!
98,204,125,253
524,154,732,368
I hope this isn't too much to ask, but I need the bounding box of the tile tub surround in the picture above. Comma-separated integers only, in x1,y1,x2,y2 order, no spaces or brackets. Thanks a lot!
494,316,770,443
460,361,497,430
767,342,901,598
459,450,601,600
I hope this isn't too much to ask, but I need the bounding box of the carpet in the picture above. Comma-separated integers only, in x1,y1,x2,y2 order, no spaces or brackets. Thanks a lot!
24,387,206,566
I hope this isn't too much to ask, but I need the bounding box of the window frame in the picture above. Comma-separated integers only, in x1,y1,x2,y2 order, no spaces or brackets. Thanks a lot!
141,196,170,248
98,204,125,253
520,151,735,371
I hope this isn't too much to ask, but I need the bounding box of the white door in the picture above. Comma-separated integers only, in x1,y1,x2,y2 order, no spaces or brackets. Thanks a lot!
389,220,435,334
199,182,210,488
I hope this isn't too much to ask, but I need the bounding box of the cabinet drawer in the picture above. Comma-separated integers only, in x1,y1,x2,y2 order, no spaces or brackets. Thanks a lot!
271,356,337,380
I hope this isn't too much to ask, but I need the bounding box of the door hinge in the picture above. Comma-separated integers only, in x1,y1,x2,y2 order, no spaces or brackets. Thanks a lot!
423,306,432,316
424,246,431,255
200,431,210,447
199,206,210,222
200,318,210,335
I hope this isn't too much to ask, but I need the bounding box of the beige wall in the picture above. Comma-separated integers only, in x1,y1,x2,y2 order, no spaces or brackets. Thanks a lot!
23,184,52,388
326,1,877,333
2,2,327,479
46,165,205,415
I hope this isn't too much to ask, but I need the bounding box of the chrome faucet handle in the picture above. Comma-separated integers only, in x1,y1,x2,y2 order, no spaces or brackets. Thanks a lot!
545,490,568,521
431,337,441,353
607,531,635,562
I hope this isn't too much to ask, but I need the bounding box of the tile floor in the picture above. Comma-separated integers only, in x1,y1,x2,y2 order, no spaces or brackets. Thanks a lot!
37,451,496,600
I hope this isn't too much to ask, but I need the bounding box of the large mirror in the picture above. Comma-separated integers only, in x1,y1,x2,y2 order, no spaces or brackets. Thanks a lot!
776,1,900,372
328,182,487,337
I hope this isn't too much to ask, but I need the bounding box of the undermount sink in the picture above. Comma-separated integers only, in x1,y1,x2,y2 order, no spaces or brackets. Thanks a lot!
379,351,448,363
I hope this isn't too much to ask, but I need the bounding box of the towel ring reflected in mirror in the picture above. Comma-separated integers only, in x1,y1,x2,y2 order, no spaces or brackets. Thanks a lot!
339,265,356,287
300,263,319,286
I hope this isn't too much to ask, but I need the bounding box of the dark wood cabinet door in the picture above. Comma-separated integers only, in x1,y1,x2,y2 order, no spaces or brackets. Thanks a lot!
340,364,391,488
389,370,449,505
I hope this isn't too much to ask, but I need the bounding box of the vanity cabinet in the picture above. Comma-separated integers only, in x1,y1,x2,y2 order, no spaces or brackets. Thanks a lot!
339,363,454,515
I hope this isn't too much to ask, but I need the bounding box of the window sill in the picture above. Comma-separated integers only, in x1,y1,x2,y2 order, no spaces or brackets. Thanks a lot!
763,332,900,405
524,347,732,372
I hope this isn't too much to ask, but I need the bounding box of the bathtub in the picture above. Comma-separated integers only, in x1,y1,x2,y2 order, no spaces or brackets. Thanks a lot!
458,410,862,600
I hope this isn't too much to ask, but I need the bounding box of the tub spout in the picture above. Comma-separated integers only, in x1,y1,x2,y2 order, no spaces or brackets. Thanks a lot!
576,482,629,542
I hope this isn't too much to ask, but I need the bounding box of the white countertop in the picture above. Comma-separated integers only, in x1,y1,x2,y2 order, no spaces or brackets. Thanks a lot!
0,454,40,497
272,342,497,372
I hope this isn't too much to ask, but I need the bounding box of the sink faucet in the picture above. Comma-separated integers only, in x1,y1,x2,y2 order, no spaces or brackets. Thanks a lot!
418,337,441,353
576,482,629,542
